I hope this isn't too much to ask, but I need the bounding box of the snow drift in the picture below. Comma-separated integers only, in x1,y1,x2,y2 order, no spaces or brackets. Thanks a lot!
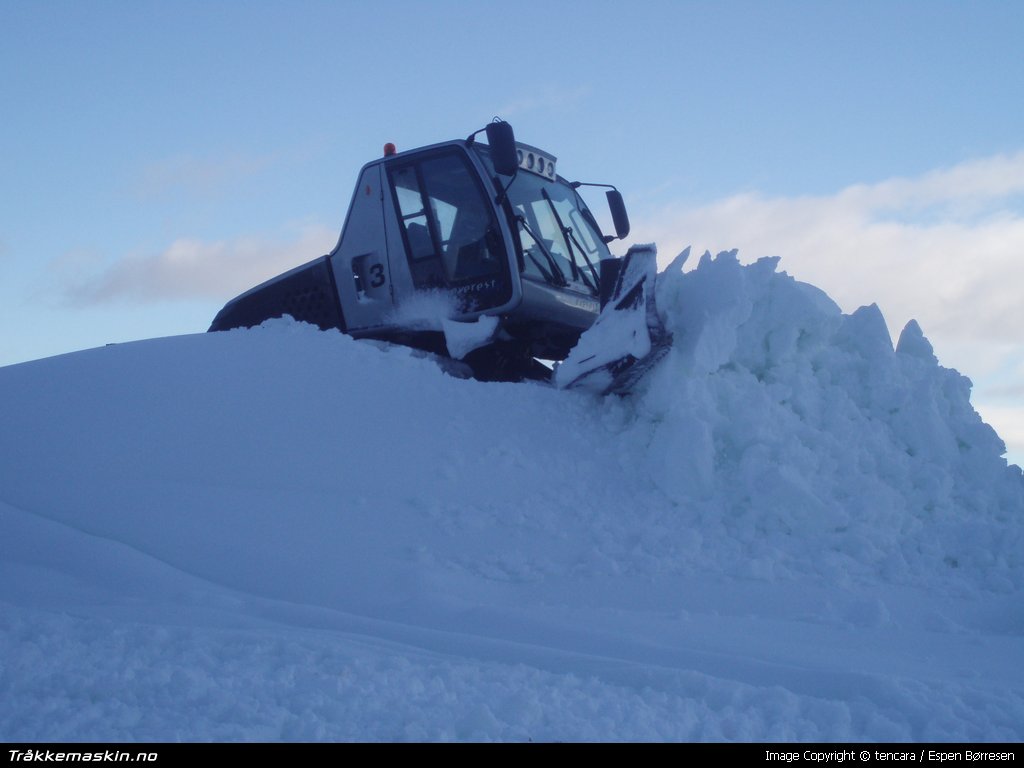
1,250,1021,741
634,249,1022,591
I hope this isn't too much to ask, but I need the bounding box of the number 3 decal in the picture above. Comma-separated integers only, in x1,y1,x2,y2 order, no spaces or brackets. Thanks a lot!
368,263,386,288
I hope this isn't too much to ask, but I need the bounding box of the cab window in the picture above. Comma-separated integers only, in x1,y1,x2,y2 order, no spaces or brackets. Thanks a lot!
389,150,505,288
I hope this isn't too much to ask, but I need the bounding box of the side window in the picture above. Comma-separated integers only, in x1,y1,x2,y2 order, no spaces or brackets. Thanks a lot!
389,151,504,287
391,166,436,262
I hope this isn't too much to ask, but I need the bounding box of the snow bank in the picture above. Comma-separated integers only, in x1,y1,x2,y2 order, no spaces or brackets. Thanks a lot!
623,249,1023,590
0,250,1021,741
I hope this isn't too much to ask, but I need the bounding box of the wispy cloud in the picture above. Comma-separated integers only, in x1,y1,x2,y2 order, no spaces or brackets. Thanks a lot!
838,152,1024,214
60,225,337,305
637,151,1024,345
495,84,593,119
131,152,275,200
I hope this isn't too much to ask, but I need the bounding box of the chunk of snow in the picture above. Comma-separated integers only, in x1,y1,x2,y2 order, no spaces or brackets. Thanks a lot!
442,315,500,360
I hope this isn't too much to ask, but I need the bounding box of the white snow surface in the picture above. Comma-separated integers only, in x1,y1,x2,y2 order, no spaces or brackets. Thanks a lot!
1,250,1022,742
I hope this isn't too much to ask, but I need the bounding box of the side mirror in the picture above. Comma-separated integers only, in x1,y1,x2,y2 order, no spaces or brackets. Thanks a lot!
485,121,519,177
606,189,630,240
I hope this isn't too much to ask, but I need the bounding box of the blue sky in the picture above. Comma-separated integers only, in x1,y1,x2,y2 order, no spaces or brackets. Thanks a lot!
2,0,1022,462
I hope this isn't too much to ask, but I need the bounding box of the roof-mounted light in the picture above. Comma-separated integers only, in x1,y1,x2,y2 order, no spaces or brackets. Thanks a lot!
515,142,557,181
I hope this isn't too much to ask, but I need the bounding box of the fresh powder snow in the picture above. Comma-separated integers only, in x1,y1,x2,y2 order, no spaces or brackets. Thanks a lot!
1,250,1021,742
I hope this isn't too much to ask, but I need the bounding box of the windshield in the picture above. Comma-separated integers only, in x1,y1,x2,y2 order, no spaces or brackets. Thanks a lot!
505,171,611,295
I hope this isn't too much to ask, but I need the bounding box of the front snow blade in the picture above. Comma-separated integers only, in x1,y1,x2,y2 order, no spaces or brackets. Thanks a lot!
553,244,671,395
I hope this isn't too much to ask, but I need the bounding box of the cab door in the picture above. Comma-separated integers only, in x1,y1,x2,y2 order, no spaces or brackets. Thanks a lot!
386,148,516,315
329,163,396,332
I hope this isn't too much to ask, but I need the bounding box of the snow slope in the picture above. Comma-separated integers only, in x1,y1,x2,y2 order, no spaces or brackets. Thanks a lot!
1,251,1022,742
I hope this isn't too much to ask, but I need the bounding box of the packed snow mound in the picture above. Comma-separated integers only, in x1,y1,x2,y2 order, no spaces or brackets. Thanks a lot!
1,249,1022,741
622,249,1023,590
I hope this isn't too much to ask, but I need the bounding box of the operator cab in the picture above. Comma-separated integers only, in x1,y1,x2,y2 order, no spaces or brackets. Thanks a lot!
338,120,630,362
210,119,634,381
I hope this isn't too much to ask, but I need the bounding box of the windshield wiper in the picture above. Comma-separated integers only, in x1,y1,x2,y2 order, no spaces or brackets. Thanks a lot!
515,214,568,287
561,224,599,292
541,189,598,292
